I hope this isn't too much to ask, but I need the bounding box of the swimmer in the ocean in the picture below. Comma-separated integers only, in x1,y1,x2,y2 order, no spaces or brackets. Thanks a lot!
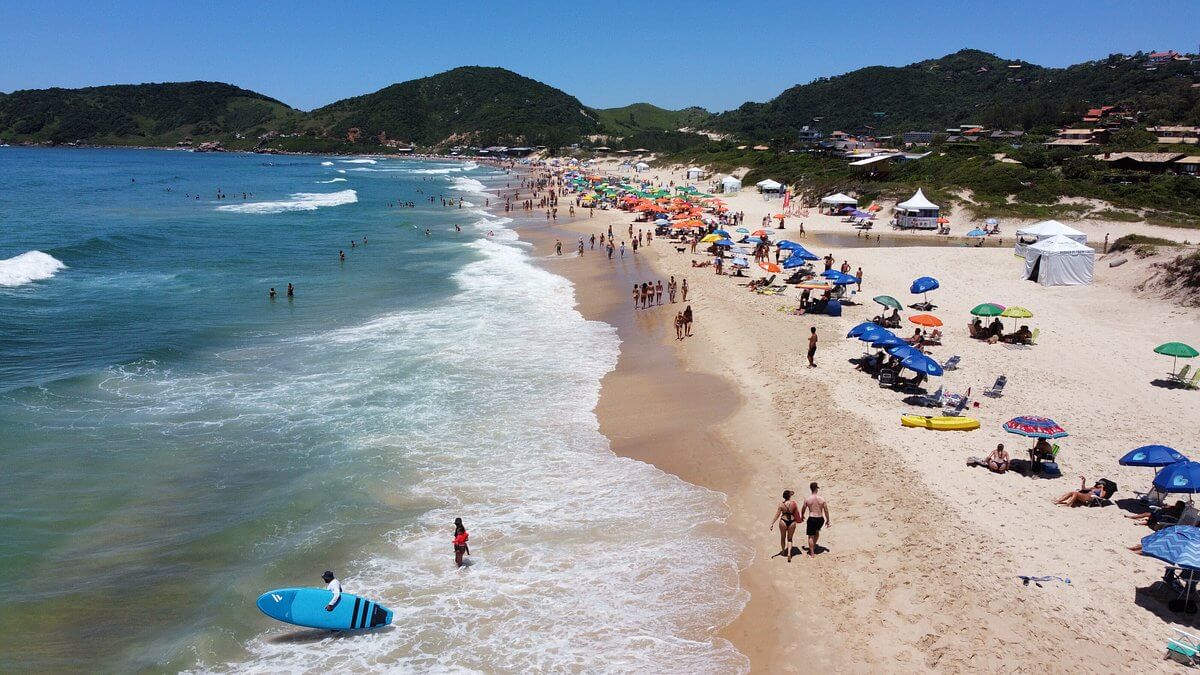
339,250,345,262
287,283,294,298
269,287,276,299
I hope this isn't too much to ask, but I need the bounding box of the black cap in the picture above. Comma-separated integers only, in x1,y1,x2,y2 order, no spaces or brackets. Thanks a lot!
322,571,334,581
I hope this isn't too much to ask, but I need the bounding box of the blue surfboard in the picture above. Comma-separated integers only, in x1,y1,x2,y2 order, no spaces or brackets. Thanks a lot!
256,587,393,631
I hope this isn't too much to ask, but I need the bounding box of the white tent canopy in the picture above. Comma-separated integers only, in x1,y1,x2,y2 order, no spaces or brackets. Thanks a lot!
685,166,706,179
721,175,741,193
895,188,939,211
821,193,858,206
756,179,783,192
1023,235,1095,286
1014,220,1088,256
634,162,649,171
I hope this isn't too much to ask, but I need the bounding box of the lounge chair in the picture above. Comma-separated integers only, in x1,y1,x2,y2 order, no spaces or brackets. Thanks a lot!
1168,628,1200,666
1026,328,1040,345
983,375,1007,398
943,355,961,371
1172,364,1193,385
915,385,944,407
941,388,970,416
1187,369,1200,390
878,370,897,388
925,329,943,345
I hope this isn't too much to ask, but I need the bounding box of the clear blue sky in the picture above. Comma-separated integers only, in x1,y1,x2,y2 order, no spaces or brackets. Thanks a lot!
1,0,1197,112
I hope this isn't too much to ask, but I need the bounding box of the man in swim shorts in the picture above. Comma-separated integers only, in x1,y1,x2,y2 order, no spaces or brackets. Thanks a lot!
800,482,830,557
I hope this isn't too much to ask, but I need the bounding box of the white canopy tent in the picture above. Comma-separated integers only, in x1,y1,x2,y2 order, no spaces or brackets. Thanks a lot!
1023,235,1095,286
685,166,706,180
893,188,940,230
756,178,783,193
1013,220,1088,256
634,162,650,172
820,193,858,206
721,175,742,193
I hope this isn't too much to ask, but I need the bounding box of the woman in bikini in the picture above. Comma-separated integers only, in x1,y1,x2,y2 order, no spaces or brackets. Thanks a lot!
769,490,800,562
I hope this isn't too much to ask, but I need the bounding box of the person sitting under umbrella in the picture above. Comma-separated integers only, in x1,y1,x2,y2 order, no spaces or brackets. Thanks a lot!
905,327,925,347
1001,325,1033,344
1028,437,1055,467
1054,475,1114,507
884,308,901,328
1125,500,1186,530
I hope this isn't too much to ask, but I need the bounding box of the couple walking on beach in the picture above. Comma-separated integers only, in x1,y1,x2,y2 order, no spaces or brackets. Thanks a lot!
769,483,830,562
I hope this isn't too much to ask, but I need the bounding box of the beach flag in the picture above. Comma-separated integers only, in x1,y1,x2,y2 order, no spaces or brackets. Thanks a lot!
782,190,791,209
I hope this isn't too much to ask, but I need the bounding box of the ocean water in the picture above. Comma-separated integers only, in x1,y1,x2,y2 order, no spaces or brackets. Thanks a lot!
0,148,749,672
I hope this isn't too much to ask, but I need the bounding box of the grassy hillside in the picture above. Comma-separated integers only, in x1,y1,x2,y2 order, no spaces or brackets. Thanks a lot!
707,50,1200,141
306,66,597,147
592,103,710,135
0,82,299,146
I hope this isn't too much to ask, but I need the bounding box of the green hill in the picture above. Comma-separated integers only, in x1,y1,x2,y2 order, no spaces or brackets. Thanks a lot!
707,49,1200,140
592,103,711,135
306,66,597,147
0,82,299,145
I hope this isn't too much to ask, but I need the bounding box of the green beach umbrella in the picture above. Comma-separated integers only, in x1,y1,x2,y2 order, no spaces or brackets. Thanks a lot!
873,295,902,310
970,303,1004,317
1155,342,1200,377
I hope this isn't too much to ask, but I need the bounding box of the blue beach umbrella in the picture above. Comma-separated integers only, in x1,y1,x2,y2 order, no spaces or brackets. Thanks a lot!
871,334,908,349
847,322,881,338
858,328,894,343
910,276,940,294
1154,461,1200,494
827,272,860,286
782,253,810,269
712,229,730,236
967,228,987,237
735,227,750,234
745,237,763,244
901,353,944,376
887,344,922,360
1121,445,1188,468
715,239,734,247
786,246,820,261
777,240,803,250
1140,526,1200,569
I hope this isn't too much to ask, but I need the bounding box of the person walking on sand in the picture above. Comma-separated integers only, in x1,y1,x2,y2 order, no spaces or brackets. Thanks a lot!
453,517,470,567
655,280,663,305
807,326,818,367
674,311,684,340
800,482,830,557
855,267,863,292
769,489,801,562
668,276,677,303
556,239,562,256
681,278,689,302
632,284,639,310
683,305,693,337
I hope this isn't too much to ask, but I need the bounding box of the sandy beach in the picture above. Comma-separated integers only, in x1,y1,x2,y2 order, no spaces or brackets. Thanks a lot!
516,159,1200,671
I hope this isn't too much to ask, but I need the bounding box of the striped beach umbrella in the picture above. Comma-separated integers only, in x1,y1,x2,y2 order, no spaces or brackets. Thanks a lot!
1002,416,1067,439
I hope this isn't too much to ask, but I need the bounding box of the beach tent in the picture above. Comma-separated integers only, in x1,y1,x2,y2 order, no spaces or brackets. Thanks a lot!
756,179,783,193
820,193,858,207
721,175,741,193
685,167,706,180
1023,235,1095,286
1013,220,1088,256
635,162,650,172
893,189,940,230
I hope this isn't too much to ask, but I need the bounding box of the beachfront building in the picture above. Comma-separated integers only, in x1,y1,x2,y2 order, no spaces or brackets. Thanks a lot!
796,126,822,145
893,189,940,230
686,167,706,180
1148,126,1200,144
903,131,934,145
1044,128,1106,148
1175,156,1200,175
1023,235,1095,286
720,175,742,193
1098,152,1187,173
1013,220,1088,256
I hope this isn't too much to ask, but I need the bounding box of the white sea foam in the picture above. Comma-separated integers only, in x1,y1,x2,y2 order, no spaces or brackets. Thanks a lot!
320,161,334,166
214,189,357,214
338,158,377,164
447,176,489,197
336,169,346,174
199,211,750,673
316,178,347,184
0,250,66,287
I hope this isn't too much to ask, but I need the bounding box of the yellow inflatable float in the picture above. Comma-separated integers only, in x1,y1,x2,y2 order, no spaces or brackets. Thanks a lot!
901,415,980,431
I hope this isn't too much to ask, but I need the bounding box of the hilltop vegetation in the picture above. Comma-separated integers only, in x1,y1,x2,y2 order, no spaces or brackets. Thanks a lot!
592,103,710,135
708,50,1200,141
307,67,597,147
0,82,299,146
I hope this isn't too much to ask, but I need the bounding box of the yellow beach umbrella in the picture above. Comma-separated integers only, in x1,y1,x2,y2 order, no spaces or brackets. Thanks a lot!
700,234,721,243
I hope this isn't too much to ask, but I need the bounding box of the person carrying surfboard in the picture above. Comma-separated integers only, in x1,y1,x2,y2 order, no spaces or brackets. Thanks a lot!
453,518,470,568
322,571,342,611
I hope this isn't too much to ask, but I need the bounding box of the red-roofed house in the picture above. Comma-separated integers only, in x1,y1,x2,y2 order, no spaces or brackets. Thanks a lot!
1148,50,1183,64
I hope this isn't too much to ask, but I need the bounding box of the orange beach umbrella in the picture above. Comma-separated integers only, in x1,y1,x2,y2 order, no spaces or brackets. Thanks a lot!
759,262,782,273
909,314,943,327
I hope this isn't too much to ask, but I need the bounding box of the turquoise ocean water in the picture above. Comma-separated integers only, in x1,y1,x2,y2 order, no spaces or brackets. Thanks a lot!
0,148,748,673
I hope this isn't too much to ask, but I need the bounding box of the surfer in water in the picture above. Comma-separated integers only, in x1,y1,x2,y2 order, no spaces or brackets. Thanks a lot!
453,518,470,568
322,571,342,611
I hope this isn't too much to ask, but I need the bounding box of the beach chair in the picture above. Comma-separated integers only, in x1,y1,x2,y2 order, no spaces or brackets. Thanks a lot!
1167,628,1200,666
1188,369,1200,390
924,329,943,346
1027,328,1040,345
941,388,970,416
915,385,944,408
1172,364,1192,385
1087,479,1117,507
878,370,897,388
983,375,1007,398
943,355,961,371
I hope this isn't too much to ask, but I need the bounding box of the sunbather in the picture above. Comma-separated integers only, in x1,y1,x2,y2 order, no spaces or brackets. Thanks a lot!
985,443,1010,473
1054,475,1108,507
1125,500,1186,529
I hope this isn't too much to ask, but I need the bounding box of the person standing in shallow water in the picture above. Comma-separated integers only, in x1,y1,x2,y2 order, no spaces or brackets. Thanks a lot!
453,518,470,567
